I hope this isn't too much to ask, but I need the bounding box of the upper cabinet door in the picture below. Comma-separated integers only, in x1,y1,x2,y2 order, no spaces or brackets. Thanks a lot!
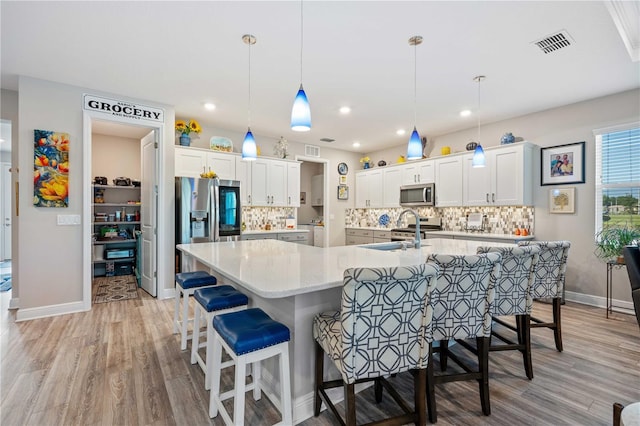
401,160,435,185
235,157,252,206
206,152,236,180
462,154,491,206
287,162,301,207
434,156,463,207
269,160,288,206
491,146,523,205
382,167,402,207
175,147,205,178
250,159,270,206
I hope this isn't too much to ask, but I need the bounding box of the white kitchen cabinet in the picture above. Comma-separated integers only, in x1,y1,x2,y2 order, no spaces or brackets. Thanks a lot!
235,156,252,206
249,158,294,207
434,156,463,207
382,167,402,207
287,162,301,207
206,151,236,180
175,146,206,178
345,228,374,245
355,169,383,208
314,226,325,247
278,232,308,244
311,174,324,206
462,143,533,206
401,160,435,185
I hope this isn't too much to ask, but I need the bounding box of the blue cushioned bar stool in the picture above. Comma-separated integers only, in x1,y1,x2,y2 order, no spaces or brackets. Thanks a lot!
191,286,249,390
210,308,292,426
174,271,218,350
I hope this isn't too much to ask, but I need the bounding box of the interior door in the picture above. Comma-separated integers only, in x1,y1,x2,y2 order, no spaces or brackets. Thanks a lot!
140,131,157,296
1,163,11,261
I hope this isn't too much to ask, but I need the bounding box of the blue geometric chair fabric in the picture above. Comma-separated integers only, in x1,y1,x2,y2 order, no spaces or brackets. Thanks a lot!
424,252,502,422
518,240,571,352
313,264,439,426
477,245,540,379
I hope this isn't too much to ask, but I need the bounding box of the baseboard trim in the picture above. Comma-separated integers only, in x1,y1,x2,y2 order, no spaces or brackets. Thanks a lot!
565,291,635,314
9,297,19,310
16,300,87,322
161,287,176,300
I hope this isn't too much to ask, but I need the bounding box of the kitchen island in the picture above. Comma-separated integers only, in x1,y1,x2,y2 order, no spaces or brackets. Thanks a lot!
177,238,515,424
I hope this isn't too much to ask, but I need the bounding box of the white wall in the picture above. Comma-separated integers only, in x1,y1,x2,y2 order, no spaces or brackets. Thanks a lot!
15,77,175,320
369,88,640,303
179,122,361,247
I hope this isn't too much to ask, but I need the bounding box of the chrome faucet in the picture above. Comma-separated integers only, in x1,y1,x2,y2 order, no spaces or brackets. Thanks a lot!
397,209,421,249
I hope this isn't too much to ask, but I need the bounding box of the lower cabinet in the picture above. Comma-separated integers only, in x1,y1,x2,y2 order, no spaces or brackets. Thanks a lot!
345,229,391,245
241,231,309,244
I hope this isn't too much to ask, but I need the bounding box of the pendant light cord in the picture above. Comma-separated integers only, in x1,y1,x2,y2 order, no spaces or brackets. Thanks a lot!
248,36,252,127
477,77,481,143
300,0,304,84
413,40,417,126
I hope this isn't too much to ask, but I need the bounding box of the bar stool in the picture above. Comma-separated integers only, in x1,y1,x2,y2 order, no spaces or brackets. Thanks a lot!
173,271,217,350
191,285,249,390
209,308,292,426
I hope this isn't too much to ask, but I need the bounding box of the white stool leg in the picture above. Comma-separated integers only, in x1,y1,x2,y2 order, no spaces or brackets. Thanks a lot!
191,304,201,364
209,333,223,418
252,360,261,401
173,283,181,333
279,347,293,425
233,355,247,426
181,289,190,350
204,312,214,390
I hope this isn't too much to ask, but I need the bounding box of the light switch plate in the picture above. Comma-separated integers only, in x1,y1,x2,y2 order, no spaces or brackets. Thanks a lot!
57,214,81,225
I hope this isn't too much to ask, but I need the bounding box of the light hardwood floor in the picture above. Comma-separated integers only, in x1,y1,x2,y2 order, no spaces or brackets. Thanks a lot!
1,287,639,425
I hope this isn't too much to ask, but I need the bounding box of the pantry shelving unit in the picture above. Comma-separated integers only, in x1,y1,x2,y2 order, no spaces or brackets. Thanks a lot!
92,184,141,279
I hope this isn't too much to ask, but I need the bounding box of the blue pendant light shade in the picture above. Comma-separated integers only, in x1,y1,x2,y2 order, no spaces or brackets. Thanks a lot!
242,128,257,160
291,84,311,131
407,126,423,159
472,144,485,167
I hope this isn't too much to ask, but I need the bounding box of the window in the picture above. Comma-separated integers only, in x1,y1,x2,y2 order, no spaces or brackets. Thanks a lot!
595,125,640,232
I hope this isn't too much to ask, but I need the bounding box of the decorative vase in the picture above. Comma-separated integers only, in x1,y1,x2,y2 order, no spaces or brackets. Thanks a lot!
363,162,370,169
466,142,478,151
501,132,515,144
179,133,191,146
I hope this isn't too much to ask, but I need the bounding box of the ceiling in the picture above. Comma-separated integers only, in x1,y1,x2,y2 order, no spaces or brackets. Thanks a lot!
1,1,639,153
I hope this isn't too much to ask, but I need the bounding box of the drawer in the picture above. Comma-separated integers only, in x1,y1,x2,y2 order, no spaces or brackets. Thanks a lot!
278,233,308,243
346,229,372,237
345,235,374,245
373,230,391,239
241,234,278,240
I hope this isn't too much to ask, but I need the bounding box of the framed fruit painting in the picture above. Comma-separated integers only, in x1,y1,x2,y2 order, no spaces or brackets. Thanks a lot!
33,129,69,207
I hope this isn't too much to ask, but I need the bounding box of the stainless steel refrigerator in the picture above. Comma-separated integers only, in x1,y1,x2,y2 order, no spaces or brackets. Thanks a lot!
175,177,241,272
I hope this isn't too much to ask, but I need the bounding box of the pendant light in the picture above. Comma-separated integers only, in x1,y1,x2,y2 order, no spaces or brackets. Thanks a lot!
242,34,257,161
472,75,486,168
291,0,311,131
406,35,423,160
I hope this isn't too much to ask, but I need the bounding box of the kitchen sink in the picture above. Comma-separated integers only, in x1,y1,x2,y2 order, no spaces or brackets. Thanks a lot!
360,241,414,251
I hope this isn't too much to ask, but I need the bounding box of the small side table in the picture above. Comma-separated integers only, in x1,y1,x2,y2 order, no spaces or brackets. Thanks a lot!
622,402,640,426
606,259,626,318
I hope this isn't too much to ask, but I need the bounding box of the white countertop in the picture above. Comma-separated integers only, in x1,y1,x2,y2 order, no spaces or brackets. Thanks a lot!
177,238,515,298
242,229,310,235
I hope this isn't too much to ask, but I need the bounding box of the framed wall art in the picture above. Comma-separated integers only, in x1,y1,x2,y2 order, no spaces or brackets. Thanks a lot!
337,185,349,200
549,187,575,214
34,129,70,207
540,141,585,186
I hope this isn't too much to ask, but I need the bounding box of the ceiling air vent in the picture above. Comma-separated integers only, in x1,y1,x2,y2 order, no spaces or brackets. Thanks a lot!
319,137,335,143
305,144,320,157
533,30,574,54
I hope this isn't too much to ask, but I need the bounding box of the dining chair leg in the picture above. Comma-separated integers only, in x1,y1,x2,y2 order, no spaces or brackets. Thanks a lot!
426,343,437,424
414,369,427,426
518,314,534,379
439,339,449,372
344,383,356,426
477,336,491,416
314,342,323,416
552,298,563,352
374,377,383,403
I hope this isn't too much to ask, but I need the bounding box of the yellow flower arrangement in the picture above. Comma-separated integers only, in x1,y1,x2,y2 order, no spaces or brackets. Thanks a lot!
359,156,370,163
175,119,202,137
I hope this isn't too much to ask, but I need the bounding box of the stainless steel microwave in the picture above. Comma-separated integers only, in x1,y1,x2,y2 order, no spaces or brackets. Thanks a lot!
400,183,435,207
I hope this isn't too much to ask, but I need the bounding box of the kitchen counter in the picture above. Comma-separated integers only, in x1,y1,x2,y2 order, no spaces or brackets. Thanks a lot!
177,238,515,424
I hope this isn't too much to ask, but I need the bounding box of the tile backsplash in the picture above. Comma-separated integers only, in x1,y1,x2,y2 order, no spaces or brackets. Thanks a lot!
345,206,535,234
242,207,296,230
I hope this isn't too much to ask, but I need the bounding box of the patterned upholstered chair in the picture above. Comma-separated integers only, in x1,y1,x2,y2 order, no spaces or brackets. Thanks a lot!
518,241,571,351
313,264,439,426
425,253,502,423
477,245,540,379
622,245,640,327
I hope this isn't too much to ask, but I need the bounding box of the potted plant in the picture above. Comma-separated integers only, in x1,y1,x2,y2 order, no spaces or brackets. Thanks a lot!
595,225,640,263
175,119,202,146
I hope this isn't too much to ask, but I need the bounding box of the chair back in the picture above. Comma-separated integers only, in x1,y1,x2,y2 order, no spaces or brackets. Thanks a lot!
622,245,640,327
339,264,439,382
477,245,540,316
518,241,570,299
426,253,502,341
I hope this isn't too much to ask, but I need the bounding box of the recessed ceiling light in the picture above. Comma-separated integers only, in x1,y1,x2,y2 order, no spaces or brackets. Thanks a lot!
460,109,471,117
352,141,360,148
339,106,351,114
396,129,406,136
204,102,216,111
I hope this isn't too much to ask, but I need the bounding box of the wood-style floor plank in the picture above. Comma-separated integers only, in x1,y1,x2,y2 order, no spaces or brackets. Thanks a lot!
1,288,639,425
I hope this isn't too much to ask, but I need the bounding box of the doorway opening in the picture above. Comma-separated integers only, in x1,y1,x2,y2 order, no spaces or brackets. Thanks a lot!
83,116,159,309
295,155,329,247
